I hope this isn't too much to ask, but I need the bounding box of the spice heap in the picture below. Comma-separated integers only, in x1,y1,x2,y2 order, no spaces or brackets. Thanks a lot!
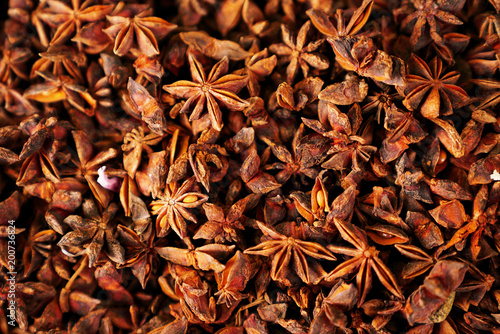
1,0,500,333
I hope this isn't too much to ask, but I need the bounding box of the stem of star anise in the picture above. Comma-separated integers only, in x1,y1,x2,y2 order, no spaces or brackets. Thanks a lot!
60,255,89,313
66,255,89,288
235,296,266,326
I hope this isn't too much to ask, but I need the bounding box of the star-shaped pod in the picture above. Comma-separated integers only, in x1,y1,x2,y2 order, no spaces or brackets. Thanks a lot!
403,55,468,119
150,177,208,239
244,221,336,286
163,54,249,131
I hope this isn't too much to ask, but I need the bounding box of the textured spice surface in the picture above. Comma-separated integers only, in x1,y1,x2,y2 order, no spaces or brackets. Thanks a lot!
1,0,500,333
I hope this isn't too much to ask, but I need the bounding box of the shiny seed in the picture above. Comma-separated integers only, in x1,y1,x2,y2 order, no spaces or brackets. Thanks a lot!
183,195,199,203
316,190,326,208
438,149,447,165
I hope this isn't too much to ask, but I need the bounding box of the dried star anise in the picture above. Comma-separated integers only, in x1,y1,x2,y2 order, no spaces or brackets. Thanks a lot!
163,54,249,131
326,218,404,306
104,6,177,57
403,54,469,119
270,20,329,84
122,126,164,178
308,0,406,87
117,224,163,289
58,198,125,267
244,220,336,286
41,0,114,49
150,177,208,240
194,195,257,244
61,130,124,208
438,184,499,260
399,0,466,51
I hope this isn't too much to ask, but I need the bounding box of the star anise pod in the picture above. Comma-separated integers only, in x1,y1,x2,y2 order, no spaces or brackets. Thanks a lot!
21,214,58,278
244,220,336,286
122,126,164,178
463,311,500,332
324,184,358,231
4,0,33,46
438,184,499,260
475,11,500,40
117,224,164,289
395,244,456,280
466,41,500,77
394,152,434,204
194,195,256,244
134,55,164,86
163,54,249,131
58,198,125,267
0,46,31,83
399,0,465,51
104,7,177,57
403,260,467,326
276,76,323,111
309,280,358,332
361,297,404,331
264,123,329,187
455,259,495,311
31,45,87,84
60,130,124,208
403,54,469,119
127,77,168,135
72,20,113,55
264,0,296,24
234,48,277,97
69,309,108,333
362,86,400,124
308,0,406,87
318,74,368,106
99,53,130,89
379,104,427,164
86,62,121,126
94,260,134,304
150,177,208,240
45,188,83,235
470,78,500,110
304,103,377,171
215,0,269,36
16,116,63,186
269,20,329,84
215,251,260,308
179,31,252,61
185,141,229,192
326,218,404,306
24,71,96,116
356,186,410,233
167,263,238,325
40,0,113,49
0,281,56,330
468,152,500,185
240,150,281,195
0,81,38,116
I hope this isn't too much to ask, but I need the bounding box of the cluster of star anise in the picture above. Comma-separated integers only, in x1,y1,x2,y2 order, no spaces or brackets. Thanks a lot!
1,0,500,333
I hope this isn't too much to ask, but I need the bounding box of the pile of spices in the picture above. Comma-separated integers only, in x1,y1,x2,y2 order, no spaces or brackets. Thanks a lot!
1,0,500,333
